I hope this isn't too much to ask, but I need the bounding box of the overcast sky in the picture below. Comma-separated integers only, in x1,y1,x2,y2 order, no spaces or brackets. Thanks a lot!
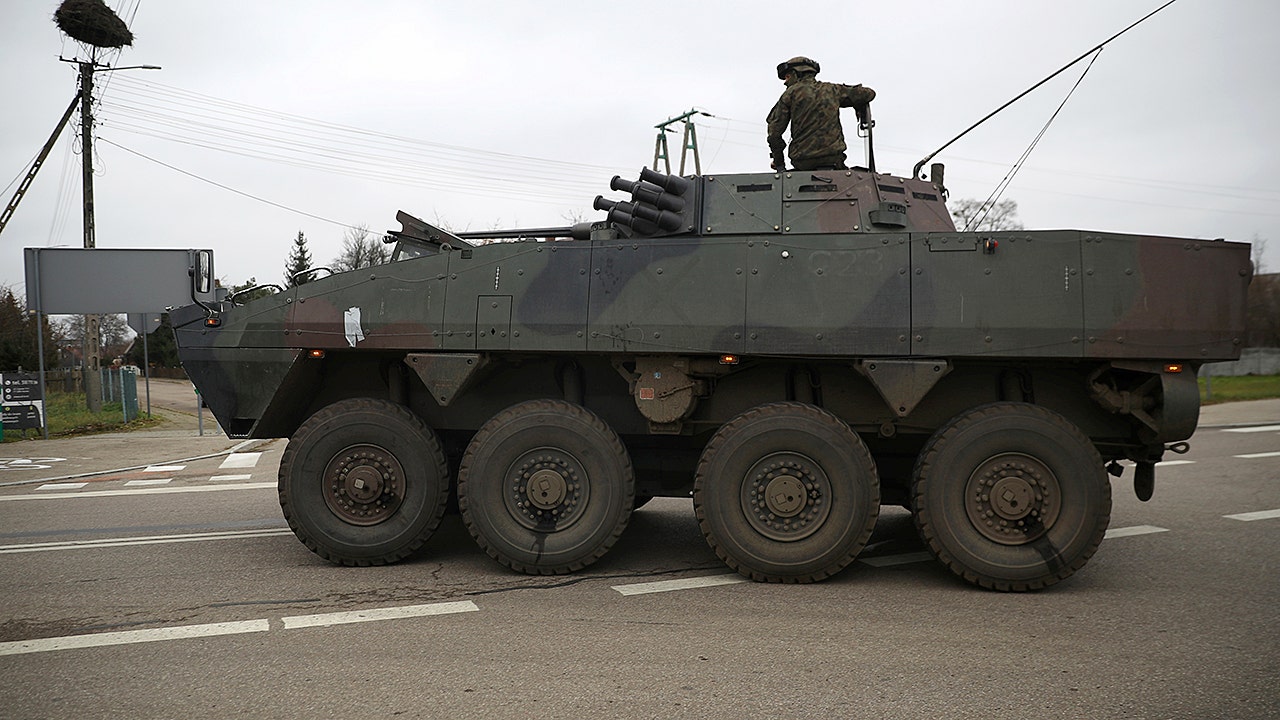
2,0,1278,302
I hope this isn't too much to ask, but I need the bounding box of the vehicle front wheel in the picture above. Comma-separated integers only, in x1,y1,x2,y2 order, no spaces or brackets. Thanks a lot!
278,398,450,566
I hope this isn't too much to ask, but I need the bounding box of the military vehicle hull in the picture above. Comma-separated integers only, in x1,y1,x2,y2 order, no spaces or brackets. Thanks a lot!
172,168,1251,590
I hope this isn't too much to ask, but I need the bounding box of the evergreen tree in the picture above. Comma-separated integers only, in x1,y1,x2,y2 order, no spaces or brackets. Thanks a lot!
126,314,181,368
0,287,61,371
284,230,314,287
0,289,25,370
228,277,279,304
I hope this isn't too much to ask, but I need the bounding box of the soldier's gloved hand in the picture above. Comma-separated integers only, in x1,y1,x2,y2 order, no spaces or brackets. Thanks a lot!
771,152,787,171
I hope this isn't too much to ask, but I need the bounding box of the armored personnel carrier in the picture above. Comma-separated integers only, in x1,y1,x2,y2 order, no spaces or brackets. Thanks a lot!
171,160,1251,591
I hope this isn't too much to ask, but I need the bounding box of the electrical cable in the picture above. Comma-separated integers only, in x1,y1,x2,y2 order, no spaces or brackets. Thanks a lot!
98,137,360,230
965,49,1103,231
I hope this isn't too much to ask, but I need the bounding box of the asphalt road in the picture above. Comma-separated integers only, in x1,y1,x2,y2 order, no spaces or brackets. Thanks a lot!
0,400,1276,719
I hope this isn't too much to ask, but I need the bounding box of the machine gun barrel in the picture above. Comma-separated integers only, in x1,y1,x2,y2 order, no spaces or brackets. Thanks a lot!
455,224,594,241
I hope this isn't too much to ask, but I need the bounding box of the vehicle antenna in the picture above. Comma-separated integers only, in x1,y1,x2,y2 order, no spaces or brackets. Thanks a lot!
912,0,1179,180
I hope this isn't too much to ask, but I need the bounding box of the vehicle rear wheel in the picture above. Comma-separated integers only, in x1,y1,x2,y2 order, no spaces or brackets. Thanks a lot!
693,402,880,583
911,402,1111,591
279,398,450,566
458,400,634,574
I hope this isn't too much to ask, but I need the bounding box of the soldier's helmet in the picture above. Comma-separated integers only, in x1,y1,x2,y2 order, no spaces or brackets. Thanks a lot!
777,56,821,79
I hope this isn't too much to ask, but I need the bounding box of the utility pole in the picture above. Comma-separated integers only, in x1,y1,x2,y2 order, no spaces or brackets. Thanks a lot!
78,59,102,411
652,109,711,176
49,0,154,412
62,58,159,412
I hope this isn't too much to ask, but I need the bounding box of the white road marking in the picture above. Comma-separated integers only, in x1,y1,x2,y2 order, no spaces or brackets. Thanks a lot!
282,601,479,629
1105,525,1169,539
1234,451,1280,459
0,620,270,656
0,439,263,489
219,452,262,469
36,482,87,490
209,474,254,482
1118,460,1195,467
0,528,294,554
143,465,185,473
1222,424,1280,433
1224,509,1280,522
612,574,747,596
859,551,933,567
0,599,479,656
124,478,172,487
0,482,276,501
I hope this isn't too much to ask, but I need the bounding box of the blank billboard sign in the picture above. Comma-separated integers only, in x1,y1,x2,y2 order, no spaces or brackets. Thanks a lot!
24,248,216,314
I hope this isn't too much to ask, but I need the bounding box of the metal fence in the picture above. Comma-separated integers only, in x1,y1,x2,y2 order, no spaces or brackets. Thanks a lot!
41,367,141,421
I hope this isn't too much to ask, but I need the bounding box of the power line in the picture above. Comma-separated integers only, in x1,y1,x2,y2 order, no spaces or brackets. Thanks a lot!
98,138,360,230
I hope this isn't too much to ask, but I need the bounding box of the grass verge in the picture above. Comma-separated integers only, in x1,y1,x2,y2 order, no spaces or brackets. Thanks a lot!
1199,374,1280,405
1,390,163,442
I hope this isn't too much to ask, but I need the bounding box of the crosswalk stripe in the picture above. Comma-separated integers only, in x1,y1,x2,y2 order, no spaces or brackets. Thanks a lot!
219,452,262,469
36,482,87,490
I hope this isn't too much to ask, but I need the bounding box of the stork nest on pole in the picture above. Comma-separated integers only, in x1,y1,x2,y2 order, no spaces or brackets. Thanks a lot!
54,0,133,49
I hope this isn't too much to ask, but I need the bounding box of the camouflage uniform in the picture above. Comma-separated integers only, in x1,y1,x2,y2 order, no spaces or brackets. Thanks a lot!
767,76,875,171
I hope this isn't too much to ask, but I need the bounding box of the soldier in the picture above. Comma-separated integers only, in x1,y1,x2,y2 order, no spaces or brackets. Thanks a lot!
767,56,875,171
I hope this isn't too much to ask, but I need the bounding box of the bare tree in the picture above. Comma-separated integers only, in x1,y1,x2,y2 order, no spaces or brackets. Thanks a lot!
59,313,130,348
950,198,1024,232
332,224,391,272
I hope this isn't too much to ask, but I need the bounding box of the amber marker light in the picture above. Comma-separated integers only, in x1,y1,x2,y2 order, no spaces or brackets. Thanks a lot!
1164,363,1184,373
308,349,326,359
204,317,221,327
719,354,740,365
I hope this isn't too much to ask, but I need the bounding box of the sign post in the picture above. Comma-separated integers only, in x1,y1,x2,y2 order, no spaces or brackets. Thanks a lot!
1,372,46,439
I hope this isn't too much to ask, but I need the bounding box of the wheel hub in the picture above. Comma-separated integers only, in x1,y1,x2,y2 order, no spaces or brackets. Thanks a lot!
506,450,588,531
965,454,1061,545
741,453,831,542
526,468,568,510
323,444,406,526
764,475,807,517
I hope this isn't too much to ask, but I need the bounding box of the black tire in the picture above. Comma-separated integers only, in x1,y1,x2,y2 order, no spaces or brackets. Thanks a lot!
693,402,880,583
278,398,450,566
911,402,1111,591
458,400,634,574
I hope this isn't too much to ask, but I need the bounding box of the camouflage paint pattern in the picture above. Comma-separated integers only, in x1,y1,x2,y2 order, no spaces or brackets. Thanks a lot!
172,168,1251,452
